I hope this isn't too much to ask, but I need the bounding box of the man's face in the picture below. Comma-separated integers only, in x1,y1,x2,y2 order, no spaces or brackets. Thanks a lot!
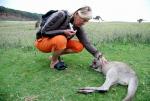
74,14,89,27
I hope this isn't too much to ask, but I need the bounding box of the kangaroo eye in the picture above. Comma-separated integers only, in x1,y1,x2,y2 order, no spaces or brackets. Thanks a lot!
93,61,96,64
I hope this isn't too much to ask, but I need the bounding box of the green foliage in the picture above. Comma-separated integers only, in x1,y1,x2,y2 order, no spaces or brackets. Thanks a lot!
0,21,150,101
0,6,42,21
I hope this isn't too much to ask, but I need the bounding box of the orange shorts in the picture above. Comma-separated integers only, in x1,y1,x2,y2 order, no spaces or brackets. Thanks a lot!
34,35,84,53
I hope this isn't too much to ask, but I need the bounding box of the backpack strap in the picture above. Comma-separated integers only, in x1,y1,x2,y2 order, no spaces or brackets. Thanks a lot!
57,10,68,28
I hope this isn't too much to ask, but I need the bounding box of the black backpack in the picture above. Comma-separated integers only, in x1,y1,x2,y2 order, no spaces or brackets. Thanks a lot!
36,10,68,39
40,10,58,27
40,10,67,27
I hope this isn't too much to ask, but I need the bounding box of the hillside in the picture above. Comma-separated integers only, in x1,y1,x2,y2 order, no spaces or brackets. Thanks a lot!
0,6,42,21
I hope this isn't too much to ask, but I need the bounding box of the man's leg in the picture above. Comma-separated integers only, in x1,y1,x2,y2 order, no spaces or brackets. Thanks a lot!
50,40,84,68
50,49,76,68
35,36,84,69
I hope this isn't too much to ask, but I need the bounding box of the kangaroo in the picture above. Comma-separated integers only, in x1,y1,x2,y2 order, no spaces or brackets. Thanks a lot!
78,56,138,101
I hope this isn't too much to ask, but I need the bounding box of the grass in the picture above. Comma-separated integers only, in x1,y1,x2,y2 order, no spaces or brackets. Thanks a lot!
0,21,150,101
85,22,150,44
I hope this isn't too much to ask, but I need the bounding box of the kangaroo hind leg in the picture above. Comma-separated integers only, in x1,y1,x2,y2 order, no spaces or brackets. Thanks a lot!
98,72,118,93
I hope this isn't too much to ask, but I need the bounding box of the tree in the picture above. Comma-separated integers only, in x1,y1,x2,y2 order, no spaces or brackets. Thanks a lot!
0,6,41,21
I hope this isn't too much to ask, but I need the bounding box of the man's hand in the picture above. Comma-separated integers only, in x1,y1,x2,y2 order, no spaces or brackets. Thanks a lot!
64,29,77,37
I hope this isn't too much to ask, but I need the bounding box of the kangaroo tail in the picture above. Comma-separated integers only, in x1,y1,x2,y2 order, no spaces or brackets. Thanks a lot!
123,76,138,101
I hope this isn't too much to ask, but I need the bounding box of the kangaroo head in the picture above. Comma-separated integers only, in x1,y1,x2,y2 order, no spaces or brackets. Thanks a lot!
90,56,103,72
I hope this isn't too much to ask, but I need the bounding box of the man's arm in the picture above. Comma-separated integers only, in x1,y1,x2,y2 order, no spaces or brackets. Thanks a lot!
41,10,66,37
76,27,102,57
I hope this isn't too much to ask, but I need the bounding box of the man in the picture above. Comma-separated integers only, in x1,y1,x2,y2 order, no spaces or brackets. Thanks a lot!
35,6,105,70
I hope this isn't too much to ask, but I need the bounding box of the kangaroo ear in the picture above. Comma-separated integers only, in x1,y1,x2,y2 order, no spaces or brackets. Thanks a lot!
95,52,102,59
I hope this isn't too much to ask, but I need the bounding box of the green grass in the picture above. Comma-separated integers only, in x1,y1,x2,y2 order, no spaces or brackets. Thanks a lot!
0,21,150,101
85,22,150,44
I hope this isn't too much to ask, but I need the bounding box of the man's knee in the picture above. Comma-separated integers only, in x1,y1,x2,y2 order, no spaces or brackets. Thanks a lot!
54,35,67,45
52,35,67,51
73,42,84,53
67,40,84,53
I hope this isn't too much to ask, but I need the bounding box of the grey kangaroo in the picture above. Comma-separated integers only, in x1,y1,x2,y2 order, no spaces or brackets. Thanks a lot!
78,56,138,101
